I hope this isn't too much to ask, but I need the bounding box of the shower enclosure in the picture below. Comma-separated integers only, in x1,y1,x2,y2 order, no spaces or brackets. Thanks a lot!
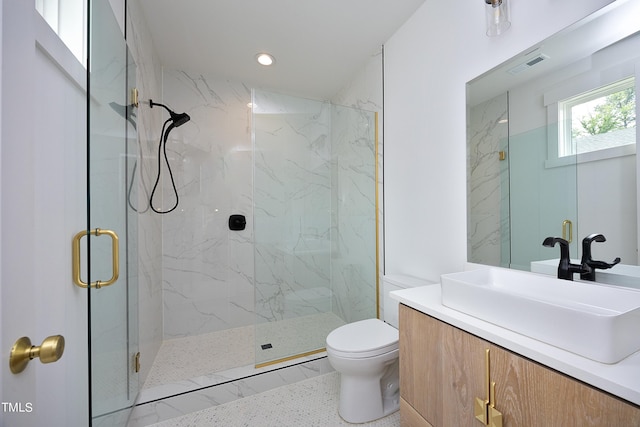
86,0,380,422
139,72,379,398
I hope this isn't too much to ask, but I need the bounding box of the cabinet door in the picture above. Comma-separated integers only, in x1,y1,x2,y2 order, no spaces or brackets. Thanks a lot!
441,320,490,426
400,305,491,426
401,397,435,427
400,305,444,426
490,343,640,427
399,305,640,427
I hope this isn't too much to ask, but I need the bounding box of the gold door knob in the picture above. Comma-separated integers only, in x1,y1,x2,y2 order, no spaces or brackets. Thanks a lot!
10,335,65,374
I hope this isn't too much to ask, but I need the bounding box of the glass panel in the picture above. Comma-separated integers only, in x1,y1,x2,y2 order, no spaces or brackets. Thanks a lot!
88,0,138,424
330,104,377,323
508,120,578,270
252,89,376,366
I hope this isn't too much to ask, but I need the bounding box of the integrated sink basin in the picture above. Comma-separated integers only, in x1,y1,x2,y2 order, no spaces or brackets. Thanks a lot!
440,267,640,364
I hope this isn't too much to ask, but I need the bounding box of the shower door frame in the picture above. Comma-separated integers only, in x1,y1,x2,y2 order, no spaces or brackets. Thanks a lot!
87,0,139,424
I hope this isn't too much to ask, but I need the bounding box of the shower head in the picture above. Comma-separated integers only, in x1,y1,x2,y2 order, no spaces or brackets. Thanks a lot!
149,99,190,127
172,112,191,128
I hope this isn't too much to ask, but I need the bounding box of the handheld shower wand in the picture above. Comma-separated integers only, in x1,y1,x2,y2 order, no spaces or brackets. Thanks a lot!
149,100,192,214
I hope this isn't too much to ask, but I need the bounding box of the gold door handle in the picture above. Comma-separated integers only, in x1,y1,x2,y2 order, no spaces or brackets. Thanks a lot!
72,228,120,289
10,335,65,374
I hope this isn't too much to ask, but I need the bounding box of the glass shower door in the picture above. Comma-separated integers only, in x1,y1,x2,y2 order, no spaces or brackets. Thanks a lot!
252,90,337,366
508,121,578,270
252,89,377,366
88,0,139,424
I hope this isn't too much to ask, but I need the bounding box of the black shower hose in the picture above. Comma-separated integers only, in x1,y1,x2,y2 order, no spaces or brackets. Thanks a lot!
150,118,180,214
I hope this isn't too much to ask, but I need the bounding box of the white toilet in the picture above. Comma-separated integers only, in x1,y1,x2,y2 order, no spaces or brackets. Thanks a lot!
326,275,434,423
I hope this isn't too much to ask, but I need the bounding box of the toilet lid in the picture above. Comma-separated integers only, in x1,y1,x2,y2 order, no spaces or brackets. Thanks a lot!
326,318,398,359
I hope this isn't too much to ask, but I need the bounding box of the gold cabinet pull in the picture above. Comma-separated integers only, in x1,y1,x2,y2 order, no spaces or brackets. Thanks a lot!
562,219,573,243
488,381,503,427
10,335,65,374
474,348,491,425
474,348,503,426
72,228,119,289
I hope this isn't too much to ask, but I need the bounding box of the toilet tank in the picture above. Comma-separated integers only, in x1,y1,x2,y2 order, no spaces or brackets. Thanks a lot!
383,274,435,328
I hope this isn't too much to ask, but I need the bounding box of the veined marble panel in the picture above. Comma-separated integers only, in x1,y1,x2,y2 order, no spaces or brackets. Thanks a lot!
330,103,377,323
468,93,509,267
331,49,383,321
253,90,333,325
160,70,254,338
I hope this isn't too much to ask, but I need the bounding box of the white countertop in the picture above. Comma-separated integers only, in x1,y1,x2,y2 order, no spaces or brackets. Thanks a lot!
391,284,640,406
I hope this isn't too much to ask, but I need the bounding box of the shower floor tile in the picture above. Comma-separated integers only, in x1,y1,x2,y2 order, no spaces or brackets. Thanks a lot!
140,312,346,403
255,312,346,365
143,326,255,389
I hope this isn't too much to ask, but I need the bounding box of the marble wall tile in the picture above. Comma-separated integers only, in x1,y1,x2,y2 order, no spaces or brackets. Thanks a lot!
468,93,509,267
331,49,382,322
253,90,333,324
160,70,254,338
156,62,381,339
330,104,377,323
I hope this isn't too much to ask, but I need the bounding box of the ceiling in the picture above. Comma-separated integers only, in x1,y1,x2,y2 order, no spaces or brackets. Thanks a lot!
467,1,640,107
137,0,425,100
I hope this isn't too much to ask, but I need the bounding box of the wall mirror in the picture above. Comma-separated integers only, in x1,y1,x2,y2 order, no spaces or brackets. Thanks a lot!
467,0,640,283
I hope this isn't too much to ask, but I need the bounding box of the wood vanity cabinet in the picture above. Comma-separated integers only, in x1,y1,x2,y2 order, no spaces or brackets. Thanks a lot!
399,304,640,427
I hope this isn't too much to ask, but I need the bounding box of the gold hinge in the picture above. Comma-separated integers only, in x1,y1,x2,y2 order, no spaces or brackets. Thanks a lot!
131,88,139,108
134,352,141,373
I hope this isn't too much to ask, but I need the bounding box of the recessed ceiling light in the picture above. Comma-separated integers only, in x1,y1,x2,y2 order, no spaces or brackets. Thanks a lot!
256,53,275,66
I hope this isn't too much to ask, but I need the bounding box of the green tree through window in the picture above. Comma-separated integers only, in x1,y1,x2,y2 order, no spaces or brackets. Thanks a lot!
573,87,636,138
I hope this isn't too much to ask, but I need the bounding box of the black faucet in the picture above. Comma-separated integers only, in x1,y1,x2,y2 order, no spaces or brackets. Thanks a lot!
580,233,621,281
542,237,588,280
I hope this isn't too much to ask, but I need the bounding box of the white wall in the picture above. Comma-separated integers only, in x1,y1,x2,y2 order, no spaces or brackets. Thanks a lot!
1,3,88,425
0,0,5,414
383,0,615,281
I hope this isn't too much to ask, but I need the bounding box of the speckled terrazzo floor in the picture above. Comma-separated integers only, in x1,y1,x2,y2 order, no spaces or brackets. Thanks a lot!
143,326,255,389
144,312,346,391
147,372,401,427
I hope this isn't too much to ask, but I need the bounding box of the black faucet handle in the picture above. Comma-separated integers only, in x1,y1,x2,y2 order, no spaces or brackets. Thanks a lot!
582,233,606,261
583,233,606,243
543,237,569,248
543,237,574,280
588,257,621,270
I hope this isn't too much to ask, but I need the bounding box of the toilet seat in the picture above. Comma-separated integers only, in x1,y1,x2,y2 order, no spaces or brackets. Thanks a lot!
326,318,398,359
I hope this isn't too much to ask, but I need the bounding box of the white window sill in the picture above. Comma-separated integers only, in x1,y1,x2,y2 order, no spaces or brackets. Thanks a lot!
545,143,636,168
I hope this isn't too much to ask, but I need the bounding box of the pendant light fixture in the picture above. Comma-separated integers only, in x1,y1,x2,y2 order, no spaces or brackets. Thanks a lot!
485,0,511,37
